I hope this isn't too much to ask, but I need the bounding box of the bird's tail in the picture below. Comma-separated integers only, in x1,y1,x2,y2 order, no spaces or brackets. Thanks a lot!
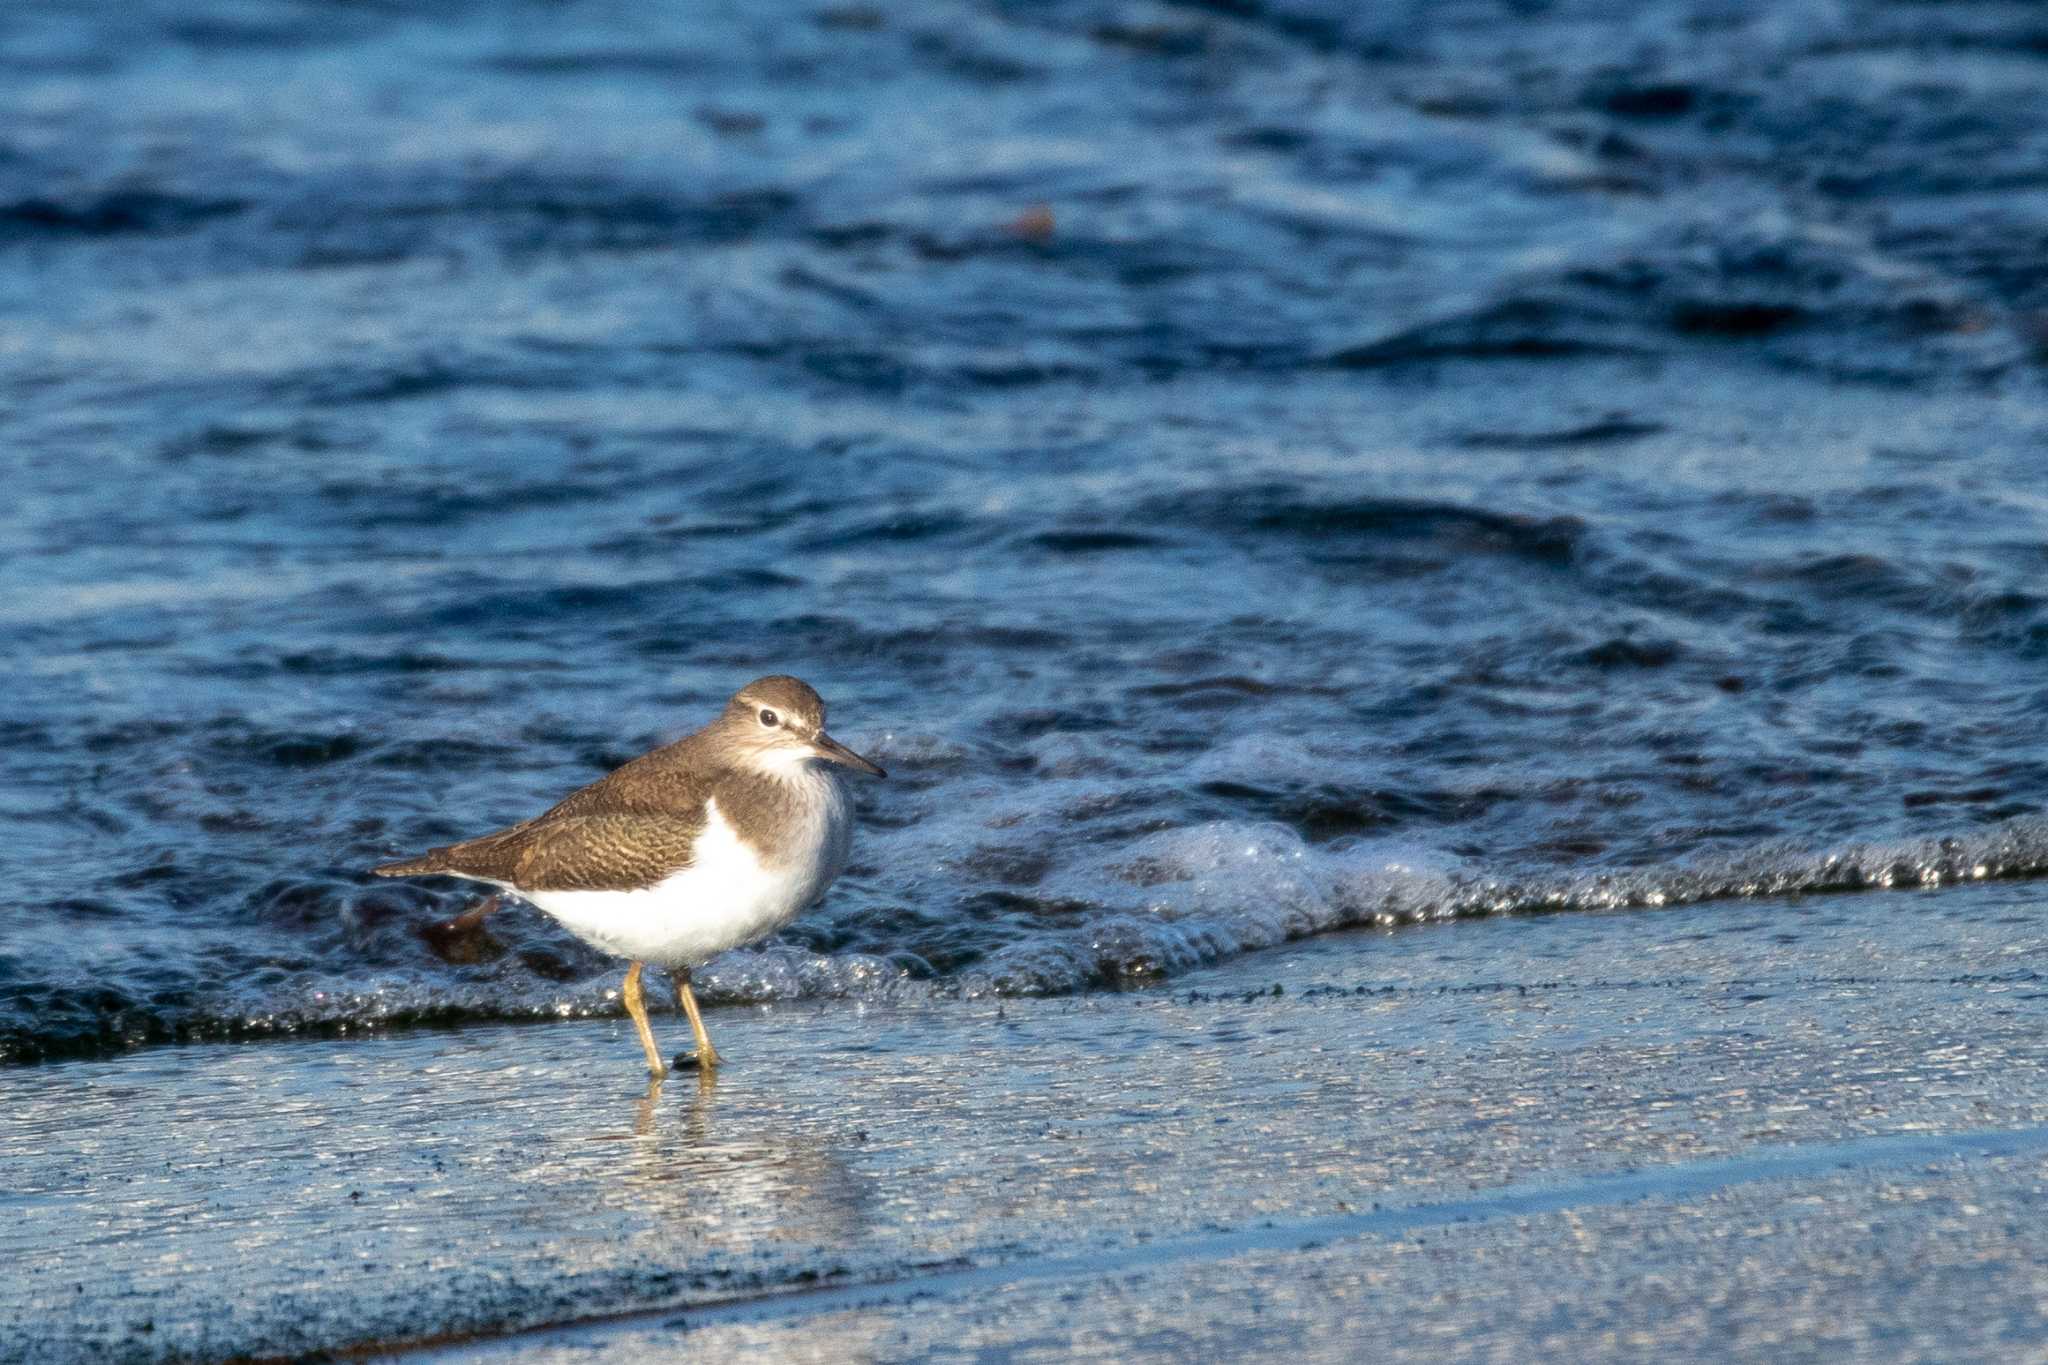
372,853,447,877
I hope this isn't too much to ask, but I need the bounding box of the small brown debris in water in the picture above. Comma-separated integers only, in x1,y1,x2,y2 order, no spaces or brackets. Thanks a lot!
1005,204,1055,242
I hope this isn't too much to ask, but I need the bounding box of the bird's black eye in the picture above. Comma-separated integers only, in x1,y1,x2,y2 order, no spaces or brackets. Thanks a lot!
759,708,780,728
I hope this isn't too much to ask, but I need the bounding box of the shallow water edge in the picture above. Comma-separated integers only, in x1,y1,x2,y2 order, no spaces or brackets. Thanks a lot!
7,877,2047,1362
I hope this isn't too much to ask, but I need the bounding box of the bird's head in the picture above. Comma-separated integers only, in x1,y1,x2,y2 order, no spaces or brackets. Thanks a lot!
720,674,885,779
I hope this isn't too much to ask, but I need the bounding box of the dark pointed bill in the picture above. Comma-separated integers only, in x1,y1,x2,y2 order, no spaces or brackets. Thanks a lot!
811,732,886,778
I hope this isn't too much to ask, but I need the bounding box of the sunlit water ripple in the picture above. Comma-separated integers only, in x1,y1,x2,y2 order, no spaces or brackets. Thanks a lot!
6,0,2048,1061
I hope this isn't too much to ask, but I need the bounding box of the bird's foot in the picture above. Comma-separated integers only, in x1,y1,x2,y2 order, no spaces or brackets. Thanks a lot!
671,1048,722,1072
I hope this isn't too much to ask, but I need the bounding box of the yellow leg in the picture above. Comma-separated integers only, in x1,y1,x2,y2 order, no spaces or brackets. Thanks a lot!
673,970,723,1070
622,961,666,1078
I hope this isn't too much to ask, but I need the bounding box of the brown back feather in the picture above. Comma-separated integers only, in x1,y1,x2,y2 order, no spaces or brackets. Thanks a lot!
372,729,722,890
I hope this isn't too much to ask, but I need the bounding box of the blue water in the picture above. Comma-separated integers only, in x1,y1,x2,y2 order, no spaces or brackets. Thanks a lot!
7,0,2048,1062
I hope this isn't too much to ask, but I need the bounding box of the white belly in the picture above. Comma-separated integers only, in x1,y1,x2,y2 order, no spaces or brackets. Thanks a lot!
518,785,849,969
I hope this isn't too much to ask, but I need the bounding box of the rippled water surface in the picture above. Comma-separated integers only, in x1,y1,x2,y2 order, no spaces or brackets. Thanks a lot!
7,0,2048,1061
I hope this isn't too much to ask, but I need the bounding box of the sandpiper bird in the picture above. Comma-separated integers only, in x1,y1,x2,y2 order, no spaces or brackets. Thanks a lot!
373,676,884,1077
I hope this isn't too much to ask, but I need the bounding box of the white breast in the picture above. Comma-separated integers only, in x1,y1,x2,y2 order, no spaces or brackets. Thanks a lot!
520,772,850,970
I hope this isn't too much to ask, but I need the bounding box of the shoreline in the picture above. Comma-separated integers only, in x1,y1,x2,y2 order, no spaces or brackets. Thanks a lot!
9,880,2048,1362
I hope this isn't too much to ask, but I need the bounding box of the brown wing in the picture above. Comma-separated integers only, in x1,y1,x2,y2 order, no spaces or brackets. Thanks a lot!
373,727,721,886
374,810,705,891
536,728,721,821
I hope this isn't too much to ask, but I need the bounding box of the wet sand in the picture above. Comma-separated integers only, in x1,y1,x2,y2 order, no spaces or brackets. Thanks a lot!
8,880,2048,1363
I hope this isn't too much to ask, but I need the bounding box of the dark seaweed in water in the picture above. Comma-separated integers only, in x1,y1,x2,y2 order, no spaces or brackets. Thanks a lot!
5,0,2048,1061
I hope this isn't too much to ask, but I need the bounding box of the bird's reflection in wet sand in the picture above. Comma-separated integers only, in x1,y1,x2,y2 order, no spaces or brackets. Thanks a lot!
599,1068,871,1249
632,1073,686,1139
